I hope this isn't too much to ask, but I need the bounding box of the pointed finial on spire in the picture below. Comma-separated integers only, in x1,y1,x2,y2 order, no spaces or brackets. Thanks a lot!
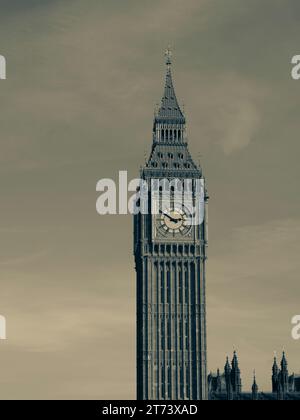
165,45,172,67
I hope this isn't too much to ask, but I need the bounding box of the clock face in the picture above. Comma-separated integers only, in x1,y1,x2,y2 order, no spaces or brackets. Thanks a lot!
155,203,192,239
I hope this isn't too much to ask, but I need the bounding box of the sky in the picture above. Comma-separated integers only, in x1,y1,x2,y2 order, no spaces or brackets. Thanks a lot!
0,0,300,398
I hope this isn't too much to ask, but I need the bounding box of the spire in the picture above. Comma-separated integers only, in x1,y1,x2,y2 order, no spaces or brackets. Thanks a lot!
280,351,289,394
165,46,172,67
224,357,233,400
252,371,258,392
230,351,242,394
272,356,279,393
232,350,239,369
155,48,185,123
224,356,231,375
281,351,288,371
272,356,279,374
146,52,201,173
252,371,258,395
252,371,259,400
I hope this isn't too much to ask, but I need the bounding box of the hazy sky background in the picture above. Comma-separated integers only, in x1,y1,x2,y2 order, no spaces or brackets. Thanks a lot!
0,0,300,398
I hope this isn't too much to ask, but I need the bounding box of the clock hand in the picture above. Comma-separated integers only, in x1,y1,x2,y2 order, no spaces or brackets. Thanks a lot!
164,212,175,222
170,217,181,223
159,210,176,222
161,211,182,223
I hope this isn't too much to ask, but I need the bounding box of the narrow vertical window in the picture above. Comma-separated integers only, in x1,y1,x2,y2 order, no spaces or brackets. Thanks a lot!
167,270,171,304
160,269,164,304
178,269,183,304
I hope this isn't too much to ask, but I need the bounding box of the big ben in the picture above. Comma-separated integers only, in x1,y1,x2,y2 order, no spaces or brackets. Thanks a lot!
134,50,208,400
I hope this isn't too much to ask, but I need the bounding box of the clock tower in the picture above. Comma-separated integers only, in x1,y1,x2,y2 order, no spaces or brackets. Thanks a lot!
134,50,208,400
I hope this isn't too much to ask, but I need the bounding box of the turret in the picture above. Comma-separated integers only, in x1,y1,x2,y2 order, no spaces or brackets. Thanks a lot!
280,351,289,394
224,357,233,400
231,351,242,395
252,372,259,400
272,356,279,393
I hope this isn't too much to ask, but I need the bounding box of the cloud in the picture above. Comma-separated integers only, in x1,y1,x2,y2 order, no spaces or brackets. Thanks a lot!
189,72,263,155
